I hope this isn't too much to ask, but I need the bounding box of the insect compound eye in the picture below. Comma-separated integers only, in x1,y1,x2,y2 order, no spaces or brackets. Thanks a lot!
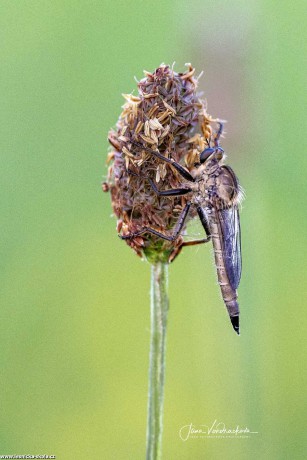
215,146,224,161
200,147,214,163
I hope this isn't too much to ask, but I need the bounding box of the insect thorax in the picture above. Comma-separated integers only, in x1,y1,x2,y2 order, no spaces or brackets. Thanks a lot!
192,161,239,209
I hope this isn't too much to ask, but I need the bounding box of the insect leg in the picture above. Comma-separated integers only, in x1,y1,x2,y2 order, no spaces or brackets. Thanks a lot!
196,206,211,237
169,235,211,263
127,170,192,196
180,236,211,247
168,205,211,262
130,140,195,182
147,178,192,197
127,168,192,198
119,202,191,241
178,207,212,247
213,122,224,147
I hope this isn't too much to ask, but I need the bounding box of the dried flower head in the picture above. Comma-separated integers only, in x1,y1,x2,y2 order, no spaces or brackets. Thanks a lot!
104,64,216,263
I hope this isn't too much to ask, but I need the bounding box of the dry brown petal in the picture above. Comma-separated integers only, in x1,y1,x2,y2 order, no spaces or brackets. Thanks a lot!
135,121,144,134
180,68,195,80
150,130,159,144
139,134,157,145
118,135,129,142
157,111,171,123
143,93,159,99
149,118,163,130
122,93,142,104
162,100,176,114
147,104,159,118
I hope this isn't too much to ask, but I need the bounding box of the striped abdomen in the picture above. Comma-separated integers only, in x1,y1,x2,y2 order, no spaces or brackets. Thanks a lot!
209,206,240,334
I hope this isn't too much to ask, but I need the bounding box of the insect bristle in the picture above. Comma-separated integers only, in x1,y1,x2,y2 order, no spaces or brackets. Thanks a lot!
236,186,245,206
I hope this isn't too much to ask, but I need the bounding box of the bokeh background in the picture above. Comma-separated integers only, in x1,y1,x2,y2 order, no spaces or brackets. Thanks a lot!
1,1,306,459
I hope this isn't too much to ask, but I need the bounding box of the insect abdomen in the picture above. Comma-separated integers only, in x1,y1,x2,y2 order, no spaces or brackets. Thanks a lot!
209,208,240,333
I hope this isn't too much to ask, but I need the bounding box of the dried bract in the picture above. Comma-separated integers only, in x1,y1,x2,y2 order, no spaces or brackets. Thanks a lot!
104,64,216,263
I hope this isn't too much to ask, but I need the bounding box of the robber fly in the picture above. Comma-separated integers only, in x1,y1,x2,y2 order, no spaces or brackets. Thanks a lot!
121,123,243,335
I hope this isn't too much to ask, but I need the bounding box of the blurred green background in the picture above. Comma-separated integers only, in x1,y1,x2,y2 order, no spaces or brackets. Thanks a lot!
1,1,306,459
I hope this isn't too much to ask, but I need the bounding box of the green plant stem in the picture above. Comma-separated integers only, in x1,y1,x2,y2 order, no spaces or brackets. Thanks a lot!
146,262,169,460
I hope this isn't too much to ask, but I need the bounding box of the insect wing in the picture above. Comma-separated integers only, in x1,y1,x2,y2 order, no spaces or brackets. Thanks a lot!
216,206,242,290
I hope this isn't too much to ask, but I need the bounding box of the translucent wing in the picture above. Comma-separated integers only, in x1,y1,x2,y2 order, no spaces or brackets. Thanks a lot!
216,205,242,290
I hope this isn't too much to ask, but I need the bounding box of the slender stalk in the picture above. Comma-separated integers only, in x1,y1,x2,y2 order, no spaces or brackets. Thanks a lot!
146,261,169,460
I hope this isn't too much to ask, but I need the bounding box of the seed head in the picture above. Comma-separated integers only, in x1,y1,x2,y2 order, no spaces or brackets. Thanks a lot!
104,64,216,263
